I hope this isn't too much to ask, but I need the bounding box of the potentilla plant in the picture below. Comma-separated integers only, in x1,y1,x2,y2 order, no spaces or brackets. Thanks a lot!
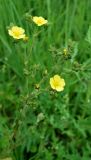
1,11,91,160
5,15,68,158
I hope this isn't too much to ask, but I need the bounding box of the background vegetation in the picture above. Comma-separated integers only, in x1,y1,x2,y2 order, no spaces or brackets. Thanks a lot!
0,0,91,159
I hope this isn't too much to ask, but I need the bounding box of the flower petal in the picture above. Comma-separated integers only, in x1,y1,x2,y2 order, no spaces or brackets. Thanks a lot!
50,78,56,90
56,86,64,92
54,75,61,81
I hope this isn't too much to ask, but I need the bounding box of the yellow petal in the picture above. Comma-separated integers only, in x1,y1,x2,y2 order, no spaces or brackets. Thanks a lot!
50,78,56,90
54,75,61,81
12,34,25,39
56,86,64,92
60,78,65,87
8,30,13,36
12,26,25,34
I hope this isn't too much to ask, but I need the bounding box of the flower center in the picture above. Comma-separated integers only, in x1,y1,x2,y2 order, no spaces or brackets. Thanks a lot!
13,30,21,37
37,19,43,24
54,79,60,88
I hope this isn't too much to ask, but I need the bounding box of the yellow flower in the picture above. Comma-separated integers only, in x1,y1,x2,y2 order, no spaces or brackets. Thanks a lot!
8,26,25,39
32,16,48,26
50,75,65,92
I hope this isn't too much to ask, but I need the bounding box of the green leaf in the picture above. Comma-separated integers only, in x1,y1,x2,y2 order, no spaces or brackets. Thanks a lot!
86,26,91,44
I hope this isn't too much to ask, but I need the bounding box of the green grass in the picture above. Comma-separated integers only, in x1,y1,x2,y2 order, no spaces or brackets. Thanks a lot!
0,0,91,160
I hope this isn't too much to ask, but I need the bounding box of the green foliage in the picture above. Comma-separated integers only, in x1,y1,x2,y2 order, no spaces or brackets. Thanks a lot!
86,25,91,44
0,0,91,160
